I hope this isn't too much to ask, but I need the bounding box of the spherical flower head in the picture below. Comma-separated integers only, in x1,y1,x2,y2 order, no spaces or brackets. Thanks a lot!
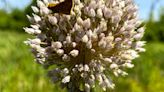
24,0,145,91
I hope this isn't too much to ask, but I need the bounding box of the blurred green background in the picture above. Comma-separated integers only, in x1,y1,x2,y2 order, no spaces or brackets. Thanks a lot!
0,0,164,92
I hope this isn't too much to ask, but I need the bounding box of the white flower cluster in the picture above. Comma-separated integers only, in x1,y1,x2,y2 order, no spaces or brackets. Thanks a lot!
24,0,145,91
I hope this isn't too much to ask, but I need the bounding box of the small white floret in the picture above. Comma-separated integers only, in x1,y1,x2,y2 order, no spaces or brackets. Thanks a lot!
62,76,70,83
69,50,79,57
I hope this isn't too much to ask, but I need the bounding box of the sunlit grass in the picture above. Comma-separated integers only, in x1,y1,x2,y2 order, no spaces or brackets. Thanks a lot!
0,31,164,92
0,31,65,92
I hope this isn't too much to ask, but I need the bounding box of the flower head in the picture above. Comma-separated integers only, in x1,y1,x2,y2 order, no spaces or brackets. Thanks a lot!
24,0,145,91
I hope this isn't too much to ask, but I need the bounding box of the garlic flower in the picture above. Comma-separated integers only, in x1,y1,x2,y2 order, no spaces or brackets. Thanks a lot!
24,0,145,92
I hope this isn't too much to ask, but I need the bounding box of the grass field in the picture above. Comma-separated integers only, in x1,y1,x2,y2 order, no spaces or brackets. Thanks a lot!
0,31,164,92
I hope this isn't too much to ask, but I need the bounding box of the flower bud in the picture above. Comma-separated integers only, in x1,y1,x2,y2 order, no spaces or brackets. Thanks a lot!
52,41,62,49
31,6,39,13
32,13,41,23
97,8,103,18
82,35,89,43
62,76,70,83
69,50,79,57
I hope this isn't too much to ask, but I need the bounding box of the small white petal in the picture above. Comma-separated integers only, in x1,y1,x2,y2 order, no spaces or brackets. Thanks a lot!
121,71,128,76
110,63,118,69
114,70,119,77
97,8,103,18
136,41,146,47
119,1,125,8
137,27,145,33
29,38,41,45
43,0,49,4
30,25,39,29
86,30,93,38
74,23,82,31
31,6,39,13
135,21,142,28
48,16,58,25
40,7,50,15
103,76,115,89
136,48,146,52
69,50,79,57
111,15,121,24
78,64,84,72
37,0,45,8
91,49,96,53
134,33,143,40
103,7,112,19
100,82,107,91
89,1,97,9
34,29,41,34
71,42,77,48
83,18,91,29
82,35,89,43
62,54,70,61
115,37,122,42
84,7,89,15
99,20,107,31
73,5,81,15
121,54,133,60
62,76,70,83
128,50,139,58
86,40,92,49
88,77,95,87
84,65,89,71
126,5,138,13
74,0,80,5
32,14,41,23
106,35,114,42
52,41,62,49
62,68,69,75
26,15,34,23
88,8,96,17
24,28,35,34
98,40,107,48
85,83,90,92
77,17,83,25
56,49,64,56
123,63,134,68
97,74,103,83
66,35,72,44
98,65,105,72
104,58,112,63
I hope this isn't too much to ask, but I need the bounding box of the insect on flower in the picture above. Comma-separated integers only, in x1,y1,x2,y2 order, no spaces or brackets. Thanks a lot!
48,0,73,15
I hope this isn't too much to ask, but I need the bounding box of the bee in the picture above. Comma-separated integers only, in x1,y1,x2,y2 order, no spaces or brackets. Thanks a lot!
48,0,73,15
